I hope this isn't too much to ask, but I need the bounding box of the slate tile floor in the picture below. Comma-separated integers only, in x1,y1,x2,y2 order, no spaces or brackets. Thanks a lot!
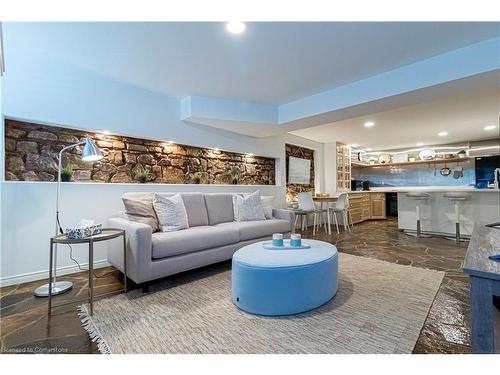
1,218,471,354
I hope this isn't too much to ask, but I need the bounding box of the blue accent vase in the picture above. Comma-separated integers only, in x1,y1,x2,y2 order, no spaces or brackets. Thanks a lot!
290,238,302,247
272,239,284,247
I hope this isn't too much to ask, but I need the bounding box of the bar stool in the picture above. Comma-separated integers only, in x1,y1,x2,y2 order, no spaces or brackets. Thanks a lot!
443,192,471,246
406,192,431,238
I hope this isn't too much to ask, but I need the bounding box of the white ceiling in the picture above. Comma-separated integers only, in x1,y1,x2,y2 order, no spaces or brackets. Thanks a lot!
290,72,500,150
5,22,500,104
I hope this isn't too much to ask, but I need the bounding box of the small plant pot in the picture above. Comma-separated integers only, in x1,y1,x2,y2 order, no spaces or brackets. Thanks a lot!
61,175,72,182
138,177,147,184
231,180,239,185
193,178,201,184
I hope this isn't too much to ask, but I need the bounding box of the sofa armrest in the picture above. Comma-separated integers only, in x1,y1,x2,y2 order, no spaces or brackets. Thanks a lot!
272,208,295,233
107,217,153,284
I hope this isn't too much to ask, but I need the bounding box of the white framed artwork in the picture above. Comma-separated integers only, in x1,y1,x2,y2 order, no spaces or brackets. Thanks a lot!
288,156,311,185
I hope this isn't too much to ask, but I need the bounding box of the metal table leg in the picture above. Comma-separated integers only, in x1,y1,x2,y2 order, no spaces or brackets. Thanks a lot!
89,238,94,316
48,238,54,316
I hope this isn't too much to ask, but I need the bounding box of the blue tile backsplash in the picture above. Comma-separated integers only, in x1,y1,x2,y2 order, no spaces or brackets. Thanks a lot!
352,159,475,187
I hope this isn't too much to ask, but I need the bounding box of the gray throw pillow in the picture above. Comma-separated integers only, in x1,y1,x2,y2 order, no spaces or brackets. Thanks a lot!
122,195,159,232
233,190,266,222
153,193,189,232
261,196,274,219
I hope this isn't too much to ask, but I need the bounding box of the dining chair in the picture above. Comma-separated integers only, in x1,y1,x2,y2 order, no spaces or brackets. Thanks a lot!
297,192,330,235
328,192,352,233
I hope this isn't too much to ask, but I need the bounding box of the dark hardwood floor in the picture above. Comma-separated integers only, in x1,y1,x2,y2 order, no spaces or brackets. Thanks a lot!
0,218,471,354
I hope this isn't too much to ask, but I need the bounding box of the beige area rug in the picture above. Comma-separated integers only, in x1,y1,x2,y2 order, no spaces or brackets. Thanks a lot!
79,253,444,354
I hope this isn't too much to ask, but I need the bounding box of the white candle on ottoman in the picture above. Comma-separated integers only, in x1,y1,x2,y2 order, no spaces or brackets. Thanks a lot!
272,233,284,247
291,233,302,247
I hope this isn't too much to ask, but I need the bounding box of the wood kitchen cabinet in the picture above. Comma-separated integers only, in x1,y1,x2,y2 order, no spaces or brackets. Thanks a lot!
348,192,387,224
370,193,387,219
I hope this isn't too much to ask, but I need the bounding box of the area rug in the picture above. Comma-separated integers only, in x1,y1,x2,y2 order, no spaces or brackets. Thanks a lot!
79,253,444,354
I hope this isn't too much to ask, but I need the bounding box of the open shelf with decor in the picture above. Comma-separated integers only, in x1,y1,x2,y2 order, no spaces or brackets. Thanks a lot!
352,156,471,168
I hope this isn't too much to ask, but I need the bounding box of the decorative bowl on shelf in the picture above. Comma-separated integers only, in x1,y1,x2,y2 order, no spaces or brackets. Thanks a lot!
378,153,392,164
418,149,436,160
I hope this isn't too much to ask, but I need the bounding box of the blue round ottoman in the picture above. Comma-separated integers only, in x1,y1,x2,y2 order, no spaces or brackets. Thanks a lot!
231,239,338,316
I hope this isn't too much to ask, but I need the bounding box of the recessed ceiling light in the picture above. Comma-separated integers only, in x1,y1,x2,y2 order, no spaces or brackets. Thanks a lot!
365,148,372,152
226,21,246,34
364,121,375,128
246,153,254,157
349,144,359,148
438,131,448,137
102,130,111,135
416,142,424,147
484,125,497,131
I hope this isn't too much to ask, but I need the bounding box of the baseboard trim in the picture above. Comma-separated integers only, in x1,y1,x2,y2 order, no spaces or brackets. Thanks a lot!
0,260,112,288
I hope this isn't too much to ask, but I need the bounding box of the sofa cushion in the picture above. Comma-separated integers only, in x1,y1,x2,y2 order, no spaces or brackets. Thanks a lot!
204,194,234,225
122,193,159,232
233,190,266,222
153,193,189,232
217,219,291,241
155,192,209,227
261,196,274,219
151,225,239,259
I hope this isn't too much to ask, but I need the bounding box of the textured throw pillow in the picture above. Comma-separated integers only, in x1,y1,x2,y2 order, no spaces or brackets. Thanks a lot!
153,193,189,232
261,196,274,219
122,195,159,232
233,191,266,222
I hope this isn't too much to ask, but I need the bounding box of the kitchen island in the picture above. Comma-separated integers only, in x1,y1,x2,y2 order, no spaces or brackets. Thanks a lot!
388,186,500,237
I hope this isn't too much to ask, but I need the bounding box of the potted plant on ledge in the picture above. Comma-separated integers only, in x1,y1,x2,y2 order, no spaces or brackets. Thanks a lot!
262,176,272,185
60,164,74,182
190,171,203,184
230,167,241,185
135,166,149,183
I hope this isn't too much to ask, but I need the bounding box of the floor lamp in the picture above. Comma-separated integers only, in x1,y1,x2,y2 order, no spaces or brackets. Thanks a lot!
34,137,103,297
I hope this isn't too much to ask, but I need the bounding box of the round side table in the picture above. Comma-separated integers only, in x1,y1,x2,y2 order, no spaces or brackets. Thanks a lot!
47,228,127,316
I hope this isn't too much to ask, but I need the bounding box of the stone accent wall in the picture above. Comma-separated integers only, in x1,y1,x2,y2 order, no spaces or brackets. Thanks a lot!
4,119,276,185
285,144,315,202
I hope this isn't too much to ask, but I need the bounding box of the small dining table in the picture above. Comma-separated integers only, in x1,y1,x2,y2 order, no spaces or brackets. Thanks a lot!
312,195,338,210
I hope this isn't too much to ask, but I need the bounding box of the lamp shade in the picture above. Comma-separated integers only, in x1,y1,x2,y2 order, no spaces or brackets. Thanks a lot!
81,137,103,161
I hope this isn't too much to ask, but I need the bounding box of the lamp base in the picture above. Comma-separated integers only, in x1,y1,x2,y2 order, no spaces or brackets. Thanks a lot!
34,281,73,297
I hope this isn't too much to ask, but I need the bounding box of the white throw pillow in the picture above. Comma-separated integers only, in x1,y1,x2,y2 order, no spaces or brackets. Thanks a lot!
261,196,274,219
152,193,189,232
233,191,266,222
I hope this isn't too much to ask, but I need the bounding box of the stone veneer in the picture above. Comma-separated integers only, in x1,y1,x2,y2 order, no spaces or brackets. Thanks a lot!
285,143,315,202
4,119,276,185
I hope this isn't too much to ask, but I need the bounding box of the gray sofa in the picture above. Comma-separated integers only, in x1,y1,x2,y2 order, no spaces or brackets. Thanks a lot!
107,192,294,286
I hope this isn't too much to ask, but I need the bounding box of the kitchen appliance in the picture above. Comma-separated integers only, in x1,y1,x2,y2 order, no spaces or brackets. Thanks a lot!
386,192,398,217
362,181,370,191
475,155,500,188
351,179,359,191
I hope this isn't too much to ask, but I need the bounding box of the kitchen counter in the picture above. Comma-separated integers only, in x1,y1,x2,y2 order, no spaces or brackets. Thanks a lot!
351,186,500,193
462,224,500,353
